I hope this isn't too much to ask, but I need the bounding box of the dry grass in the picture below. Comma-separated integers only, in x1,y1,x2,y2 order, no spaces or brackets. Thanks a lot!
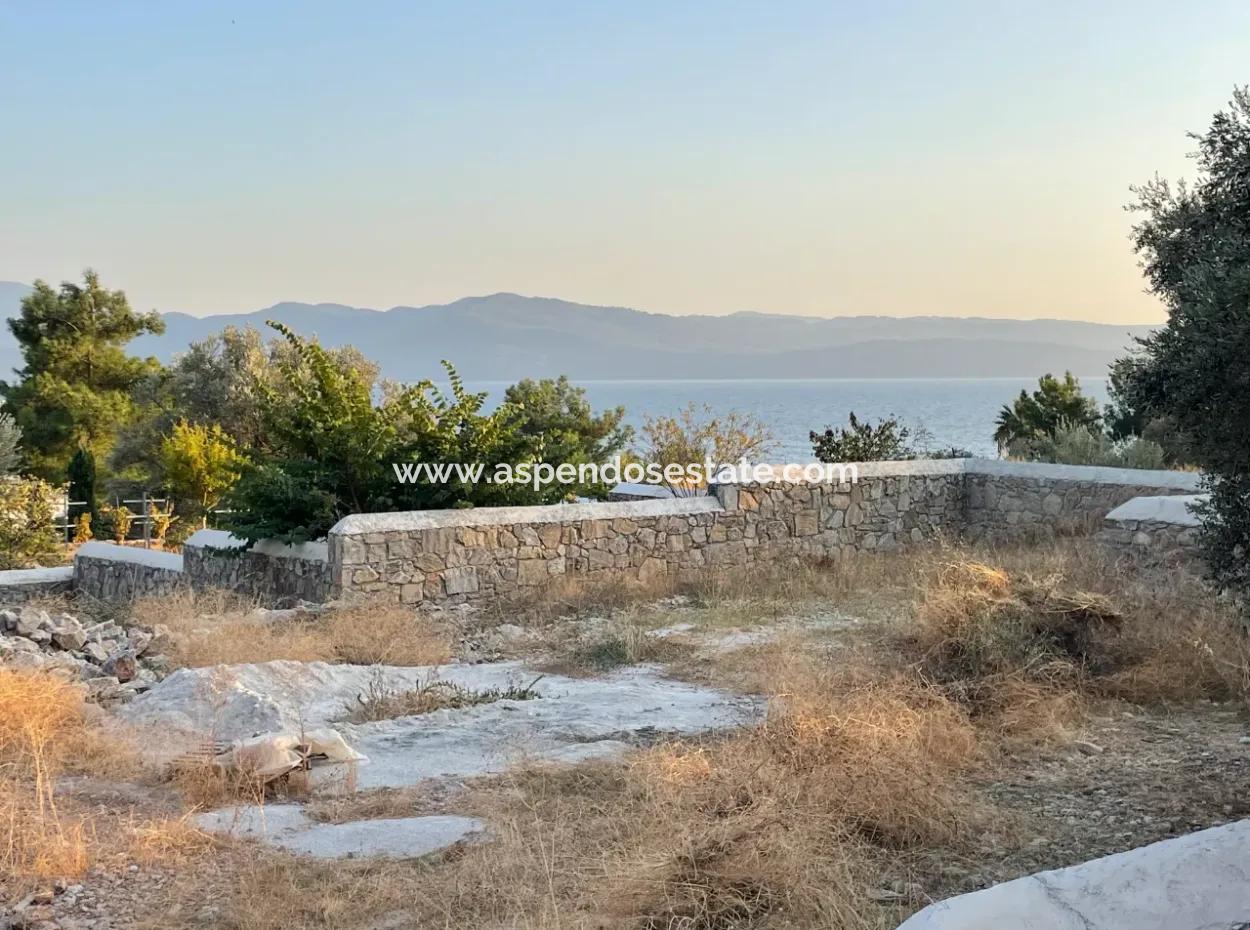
193,649,979,930
134,593,452,669
0,669,152,890
14,540,1248,928
903,543,1250,719
343,668,543,723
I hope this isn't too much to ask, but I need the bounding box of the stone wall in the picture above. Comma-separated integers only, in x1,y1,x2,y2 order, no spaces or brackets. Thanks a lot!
183,530,330,605
328,462,968,605
1097,494,1205,565
60,459,1205,607
0,566,74,604
962,460,1200,544
73,542,187,601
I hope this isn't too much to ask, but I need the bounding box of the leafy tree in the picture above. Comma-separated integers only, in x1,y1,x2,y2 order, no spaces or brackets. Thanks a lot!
503,376,632,499
0,413,21,476
811,412,912,462
225,322,543,544
993,372,1100,452
0,271,164,481
159,420,246,525
639,403,772,495
110,325,376,496
1120,88,1250,591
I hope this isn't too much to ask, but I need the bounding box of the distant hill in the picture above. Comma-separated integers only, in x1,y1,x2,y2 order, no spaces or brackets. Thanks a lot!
0,285,1152,381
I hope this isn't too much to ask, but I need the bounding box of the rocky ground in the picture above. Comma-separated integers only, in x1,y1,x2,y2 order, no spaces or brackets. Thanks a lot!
4,582,1250,930
0,606,173,702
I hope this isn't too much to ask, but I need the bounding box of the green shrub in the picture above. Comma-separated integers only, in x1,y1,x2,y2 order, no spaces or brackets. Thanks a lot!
0,477,61,569
1009,422,1167,470
810,412,911,462
225,322,563,544
994,372,1101,452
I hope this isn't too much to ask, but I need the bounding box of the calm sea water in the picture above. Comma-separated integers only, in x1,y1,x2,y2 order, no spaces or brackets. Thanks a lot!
464,378,1110,461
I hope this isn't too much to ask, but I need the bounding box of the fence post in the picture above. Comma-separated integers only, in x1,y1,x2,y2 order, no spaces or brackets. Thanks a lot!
142,490,150,548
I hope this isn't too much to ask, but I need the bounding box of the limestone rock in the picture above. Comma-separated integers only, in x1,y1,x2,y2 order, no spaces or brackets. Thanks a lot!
895,819,1250,930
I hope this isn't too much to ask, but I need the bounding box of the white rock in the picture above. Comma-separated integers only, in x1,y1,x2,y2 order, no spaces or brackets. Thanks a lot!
195,804,484,859
896,819,1250,930
119,659,761,789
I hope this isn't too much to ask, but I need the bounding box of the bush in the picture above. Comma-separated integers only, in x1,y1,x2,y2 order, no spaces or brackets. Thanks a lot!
225,322,553,544
0,477,61,569
1008,422,1167,470
639,403,772,494
811,412,911,462
503,376,632,500
994,372,1101,452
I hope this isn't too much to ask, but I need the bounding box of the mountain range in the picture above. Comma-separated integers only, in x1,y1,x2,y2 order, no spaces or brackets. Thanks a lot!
0,283,1153,381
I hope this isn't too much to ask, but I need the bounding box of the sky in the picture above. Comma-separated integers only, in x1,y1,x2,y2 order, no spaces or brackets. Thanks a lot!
2,1,1248,323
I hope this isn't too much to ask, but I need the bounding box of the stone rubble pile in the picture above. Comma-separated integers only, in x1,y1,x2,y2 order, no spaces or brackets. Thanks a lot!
0,606,172,701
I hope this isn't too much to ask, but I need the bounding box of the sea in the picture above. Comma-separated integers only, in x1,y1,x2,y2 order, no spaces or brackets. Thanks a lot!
463,377,1111,461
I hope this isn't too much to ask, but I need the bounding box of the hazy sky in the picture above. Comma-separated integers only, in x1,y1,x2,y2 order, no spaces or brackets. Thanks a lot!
3,2,1248,323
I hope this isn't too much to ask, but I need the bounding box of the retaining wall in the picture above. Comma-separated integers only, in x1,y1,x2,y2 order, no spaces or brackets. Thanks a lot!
962,460,1201,543
327,459,1197,606
73,542,187,601
1097,494,1205,564
0,566,74,603
53,459,1203,607
183,530,330,604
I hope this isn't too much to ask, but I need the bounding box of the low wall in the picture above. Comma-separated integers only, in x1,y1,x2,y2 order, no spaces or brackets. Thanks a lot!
56,459,1205,607
184,530,330,605
962,460,1200,544
73,542,187,601
1098,494,1205,564
0,566,74,603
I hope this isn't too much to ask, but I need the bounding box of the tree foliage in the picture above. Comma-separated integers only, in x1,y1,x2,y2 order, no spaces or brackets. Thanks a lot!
159,420,246,524
639,403,772,494
503,376,632,499
1007,422,1167,470
0,413,21,476
66,447,98,531
0,477,60,569
811,412,912,462
109,326,376,498
224,322,552,544
1120,88,1250,589
993,372,1100,452
0,271,163,481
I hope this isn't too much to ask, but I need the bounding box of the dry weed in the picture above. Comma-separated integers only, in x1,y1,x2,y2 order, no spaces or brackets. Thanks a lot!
343,667,542,723
0,670,111,887
141,598,451,669
907,544,1250,714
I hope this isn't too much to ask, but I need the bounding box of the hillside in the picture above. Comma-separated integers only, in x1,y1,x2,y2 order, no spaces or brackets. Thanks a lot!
0,285,1151,381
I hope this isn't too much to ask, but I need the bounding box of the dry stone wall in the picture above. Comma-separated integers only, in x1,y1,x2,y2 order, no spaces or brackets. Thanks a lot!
329,463,967,606
1097,494,1204,564
962,461,1199,544
183,530,330,605
0,567,74,604
54,460,1204,607
73,543,187,601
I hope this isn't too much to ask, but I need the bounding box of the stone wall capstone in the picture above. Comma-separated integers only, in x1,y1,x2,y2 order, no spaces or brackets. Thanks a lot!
0,566,74,603
1097,494,1205,564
